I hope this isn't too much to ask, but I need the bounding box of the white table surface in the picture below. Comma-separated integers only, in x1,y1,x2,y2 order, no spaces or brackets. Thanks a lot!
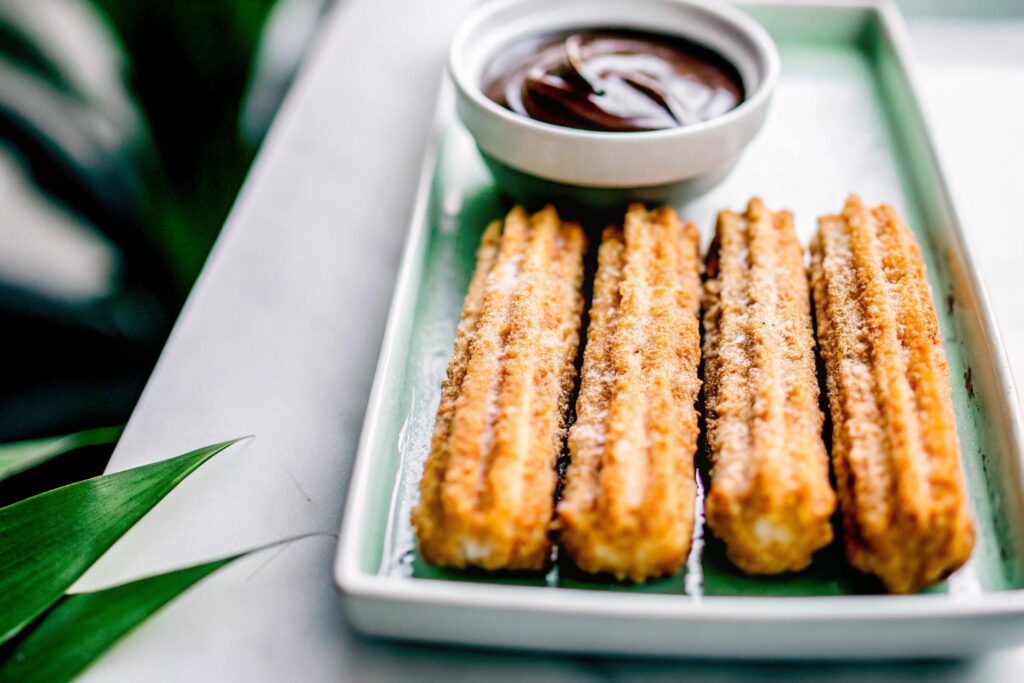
73,1,1024,679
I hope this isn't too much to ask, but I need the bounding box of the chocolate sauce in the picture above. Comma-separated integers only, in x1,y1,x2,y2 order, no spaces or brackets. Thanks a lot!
483,29,744,133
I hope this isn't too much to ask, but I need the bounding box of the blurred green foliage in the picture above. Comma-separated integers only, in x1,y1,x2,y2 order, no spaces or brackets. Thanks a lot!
93,0,278,289
0,0,316,446
0,0,315,446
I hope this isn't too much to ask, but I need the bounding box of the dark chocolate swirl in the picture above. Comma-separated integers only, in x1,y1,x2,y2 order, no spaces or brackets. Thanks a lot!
483,29,744,133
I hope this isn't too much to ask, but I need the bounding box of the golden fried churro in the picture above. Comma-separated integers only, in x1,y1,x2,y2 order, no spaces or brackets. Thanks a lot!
703,199,836,574
557,205,702,581
412,205,586,570
810,195,974,593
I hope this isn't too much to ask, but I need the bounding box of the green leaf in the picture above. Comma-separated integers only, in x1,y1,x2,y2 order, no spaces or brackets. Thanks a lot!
0,426,123,482
0,556,234,683
0,14,70,92
0,437,247,643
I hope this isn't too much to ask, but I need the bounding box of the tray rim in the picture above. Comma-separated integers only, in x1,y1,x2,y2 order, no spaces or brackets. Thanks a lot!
335,0,1024,628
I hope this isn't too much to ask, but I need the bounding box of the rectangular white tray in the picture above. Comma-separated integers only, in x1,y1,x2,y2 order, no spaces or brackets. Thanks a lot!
336,0,1024,659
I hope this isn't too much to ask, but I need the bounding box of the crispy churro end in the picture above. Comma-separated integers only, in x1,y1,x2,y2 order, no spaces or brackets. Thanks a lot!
842,194,867,221
681,218,700,248
650,204,680,227
536,203,561,224
745,196,768,218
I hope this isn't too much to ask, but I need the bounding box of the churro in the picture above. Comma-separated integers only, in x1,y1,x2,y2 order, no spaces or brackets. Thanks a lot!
557,205,702,581
703,199,836,574
810,195,974,593
412,205,586,570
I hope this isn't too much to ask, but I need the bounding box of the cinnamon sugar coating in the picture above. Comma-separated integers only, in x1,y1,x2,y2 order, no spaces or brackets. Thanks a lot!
412,206,586,570
810,195,974,593
557,205,702,581
703,198,836,574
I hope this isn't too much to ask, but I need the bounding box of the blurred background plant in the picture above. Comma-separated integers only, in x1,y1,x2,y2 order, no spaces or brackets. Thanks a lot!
0,0,327,494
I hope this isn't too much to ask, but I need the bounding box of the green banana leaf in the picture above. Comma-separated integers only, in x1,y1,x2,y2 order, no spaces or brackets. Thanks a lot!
0,556,234,683
0,426,123,482
0,437,247,643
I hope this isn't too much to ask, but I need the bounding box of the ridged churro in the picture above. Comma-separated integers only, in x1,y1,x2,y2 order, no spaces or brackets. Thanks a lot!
557,205,702,581
810,195,974,593
703,199,836,574
411,206,586,571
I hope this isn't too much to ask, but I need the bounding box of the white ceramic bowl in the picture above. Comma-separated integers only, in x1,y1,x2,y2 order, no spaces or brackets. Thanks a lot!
449,0,779,205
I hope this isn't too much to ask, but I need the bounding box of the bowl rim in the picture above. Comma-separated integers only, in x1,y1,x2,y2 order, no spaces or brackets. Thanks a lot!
448,0,781,143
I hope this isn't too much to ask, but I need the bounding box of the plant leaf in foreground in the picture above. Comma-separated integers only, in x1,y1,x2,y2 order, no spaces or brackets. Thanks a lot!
0,437,247,643
0,426,124,482
0,556,234,683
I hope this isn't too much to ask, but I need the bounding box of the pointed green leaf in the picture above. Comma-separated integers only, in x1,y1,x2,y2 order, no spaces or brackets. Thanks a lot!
0,556,235,683
0,437,247,643
0,426,123,482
